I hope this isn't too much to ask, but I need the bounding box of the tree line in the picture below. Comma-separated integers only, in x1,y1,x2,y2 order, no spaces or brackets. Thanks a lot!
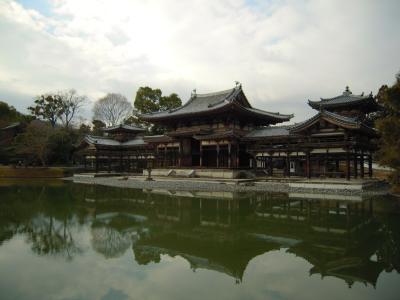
0,86,182,166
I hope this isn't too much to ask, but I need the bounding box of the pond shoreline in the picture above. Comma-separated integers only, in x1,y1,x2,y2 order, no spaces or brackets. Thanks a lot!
68,175,390,197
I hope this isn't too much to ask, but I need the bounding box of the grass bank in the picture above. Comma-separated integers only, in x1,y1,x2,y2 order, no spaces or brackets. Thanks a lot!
0,166,77,178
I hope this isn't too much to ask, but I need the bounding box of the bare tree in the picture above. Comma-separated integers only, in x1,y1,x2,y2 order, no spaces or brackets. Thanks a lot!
92,93,132,126
58,89,87,128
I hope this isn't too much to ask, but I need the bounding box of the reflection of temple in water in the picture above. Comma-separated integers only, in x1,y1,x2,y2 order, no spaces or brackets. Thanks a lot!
78,185,395,287
0,183,398,287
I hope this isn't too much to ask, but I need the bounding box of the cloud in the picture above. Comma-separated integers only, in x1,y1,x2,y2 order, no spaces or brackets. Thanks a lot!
0,0,399,122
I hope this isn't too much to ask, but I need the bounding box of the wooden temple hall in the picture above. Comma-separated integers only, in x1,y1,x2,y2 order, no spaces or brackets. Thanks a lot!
76,84,380,179
75,124,154,173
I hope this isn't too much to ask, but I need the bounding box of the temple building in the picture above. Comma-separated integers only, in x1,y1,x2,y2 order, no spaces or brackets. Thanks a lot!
247,86,379,179
140,84,292,177
75,124,153,173
76,84,379,180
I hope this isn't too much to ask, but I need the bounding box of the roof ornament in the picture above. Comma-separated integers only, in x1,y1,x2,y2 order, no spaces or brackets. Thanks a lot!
235,81,242,88
343,86,352,96
191,89,197,98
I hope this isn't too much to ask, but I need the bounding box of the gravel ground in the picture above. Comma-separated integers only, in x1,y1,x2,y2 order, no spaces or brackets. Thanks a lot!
68,176,389,196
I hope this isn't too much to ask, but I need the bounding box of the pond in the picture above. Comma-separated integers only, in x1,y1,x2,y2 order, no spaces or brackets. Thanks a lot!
0,180,399,300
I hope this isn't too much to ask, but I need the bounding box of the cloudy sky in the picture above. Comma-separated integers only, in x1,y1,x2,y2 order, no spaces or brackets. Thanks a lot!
0,0,399,123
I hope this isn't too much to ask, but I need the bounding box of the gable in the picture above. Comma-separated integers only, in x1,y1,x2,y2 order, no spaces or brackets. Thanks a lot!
290,112,360,135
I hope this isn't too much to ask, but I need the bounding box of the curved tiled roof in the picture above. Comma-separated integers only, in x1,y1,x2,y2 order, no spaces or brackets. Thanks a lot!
308,86,376,110
244,126,291,139
290,110,376,135
240,106,293,120
83,135,147,147
85,135,120,146
140,86,292,124
103,124,145,132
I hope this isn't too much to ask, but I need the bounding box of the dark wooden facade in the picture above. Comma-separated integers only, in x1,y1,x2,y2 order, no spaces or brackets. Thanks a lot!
140,85,293,170
247,87,379,179
77,85,379,179
75,124,154,173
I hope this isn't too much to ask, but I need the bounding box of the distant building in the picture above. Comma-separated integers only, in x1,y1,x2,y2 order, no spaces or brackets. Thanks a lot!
0,122,24,164
0,122,23,146
75,124,153,172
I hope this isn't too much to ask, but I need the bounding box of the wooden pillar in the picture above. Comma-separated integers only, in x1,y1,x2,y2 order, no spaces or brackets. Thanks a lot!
335,159,339,172
325,150,329,177
95,153,99,173
306,151,311,179
228,143,231,168
154,145,158,168
268,156,273,176
108,156,111,173
261,152,264,169
200,143,203,167
119,152,123,172
360,151,365,178
353,153,358,179
178,141,182,167
84,156,87,170
368,155,373,178
216,143,220,168
286,153,290,177
236,143,239,168
346,149,350,181
164,145,167,167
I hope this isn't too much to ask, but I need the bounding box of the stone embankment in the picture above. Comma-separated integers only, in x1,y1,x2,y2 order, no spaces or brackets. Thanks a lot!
71,174,389,196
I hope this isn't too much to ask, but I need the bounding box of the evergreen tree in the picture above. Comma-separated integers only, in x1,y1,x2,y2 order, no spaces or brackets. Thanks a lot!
134,87,182,134
376,72,400,185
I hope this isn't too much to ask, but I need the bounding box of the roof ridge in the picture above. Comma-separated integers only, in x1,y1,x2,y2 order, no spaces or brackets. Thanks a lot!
320,93,368,101
86,134,109,139
196,87,236,97
103,124,145,131
247,106,293,118
165,86,237,113
253,125,292,130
